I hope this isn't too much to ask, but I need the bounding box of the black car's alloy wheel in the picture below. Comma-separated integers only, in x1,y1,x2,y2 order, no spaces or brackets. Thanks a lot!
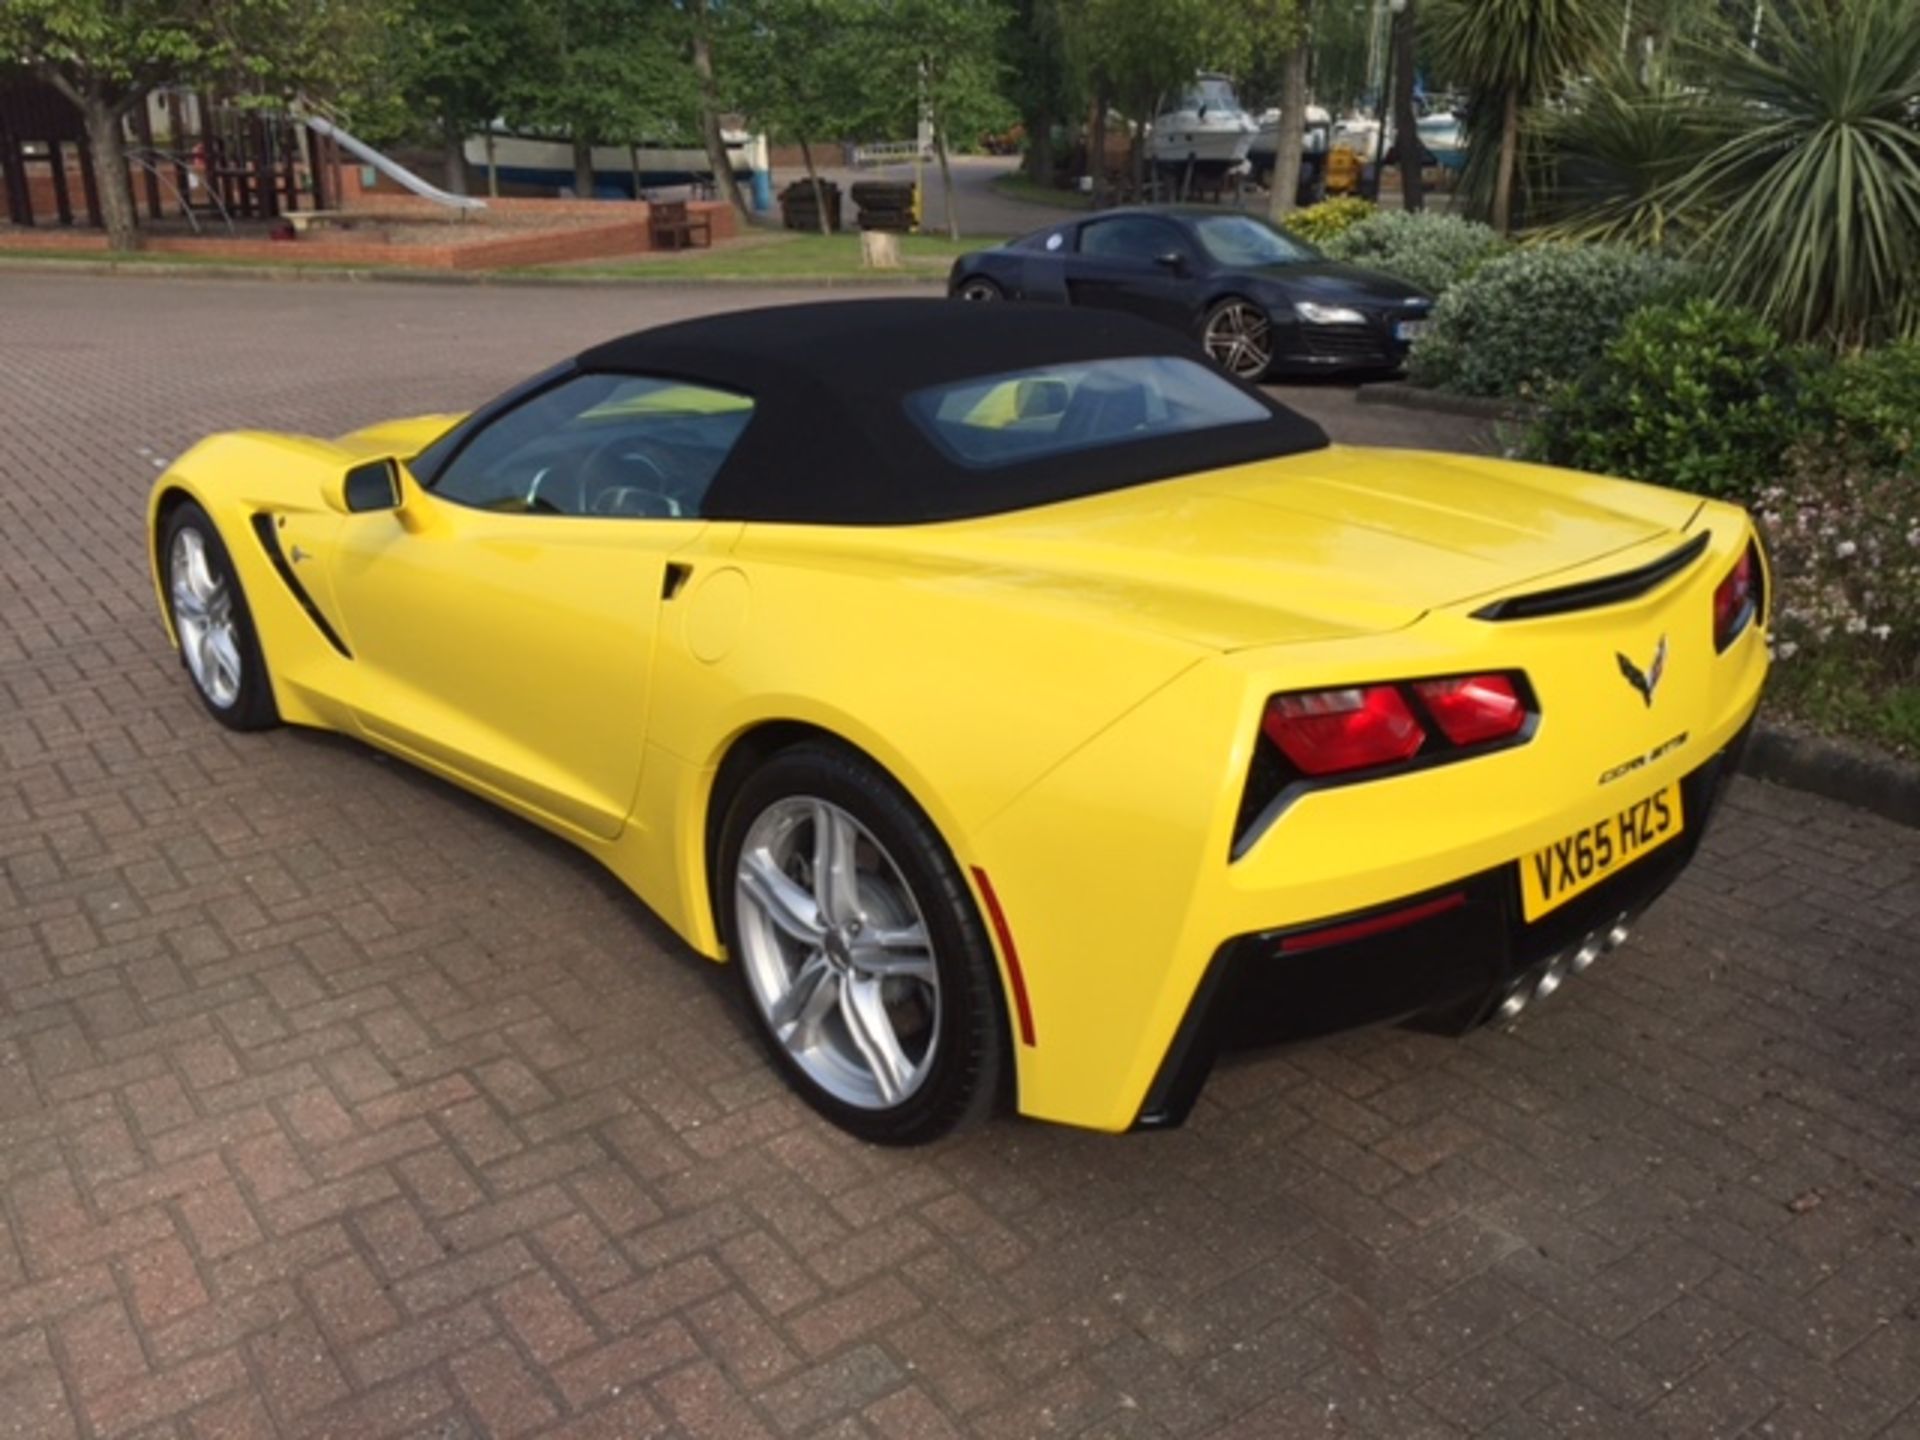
955,276,1004,301
161,501,279,731
719,741,1006,1144
1202,298,1274,380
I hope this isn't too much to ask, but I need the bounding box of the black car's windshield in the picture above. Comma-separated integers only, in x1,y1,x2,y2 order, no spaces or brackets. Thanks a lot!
1193,214,1317,268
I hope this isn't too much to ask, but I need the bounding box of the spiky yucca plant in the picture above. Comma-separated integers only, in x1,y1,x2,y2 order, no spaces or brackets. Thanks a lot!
1426,0,1621,233
1667,0,1920,346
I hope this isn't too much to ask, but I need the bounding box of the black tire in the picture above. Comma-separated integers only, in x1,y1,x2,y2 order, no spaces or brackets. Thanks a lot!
717,741,1007,1145
159,500,279,731
954,275,1005,302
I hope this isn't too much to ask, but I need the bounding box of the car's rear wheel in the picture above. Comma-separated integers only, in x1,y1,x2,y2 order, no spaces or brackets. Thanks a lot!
161,501,278,731
955,276,1004,302
719,742,1005,1144
1202,297,1274,380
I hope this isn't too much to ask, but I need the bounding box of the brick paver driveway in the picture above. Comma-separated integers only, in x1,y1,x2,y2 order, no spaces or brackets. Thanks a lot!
3,273,1917,1440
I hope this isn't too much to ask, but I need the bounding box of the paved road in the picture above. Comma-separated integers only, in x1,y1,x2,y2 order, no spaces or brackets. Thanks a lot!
2,273,1916,1440
786,155,1083,239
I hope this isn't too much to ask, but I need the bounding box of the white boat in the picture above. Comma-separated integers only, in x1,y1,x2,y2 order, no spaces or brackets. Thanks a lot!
1249,105,1332,165
1147,75,1257,174
462,125,752,197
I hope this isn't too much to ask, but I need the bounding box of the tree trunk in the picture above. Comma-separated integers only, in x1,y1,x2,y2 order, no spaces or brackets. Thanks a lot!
1492,86,1518,235
1268,42,1309,222
799,136,831,238
443,121,469,197
572,137,595,198
1391,1,1422,212
1024,101,1053,184
690,0,750,219
1089,92,1108,207
82,96,140,251
933,117,959,242
485,130,499,197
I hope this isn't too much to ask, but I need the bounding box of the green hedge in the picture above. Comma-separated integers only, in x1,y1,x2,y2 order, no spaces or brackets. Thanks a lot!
1408,243,1687,397
1527,299,1809,500
1320,211,1504,297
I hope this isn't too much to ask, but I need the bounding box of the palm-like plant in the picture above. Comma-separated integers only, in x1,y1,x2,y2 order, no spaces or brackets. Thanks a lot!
1426,0,1621,234
1667,0,1920,347
1535,65,1707,246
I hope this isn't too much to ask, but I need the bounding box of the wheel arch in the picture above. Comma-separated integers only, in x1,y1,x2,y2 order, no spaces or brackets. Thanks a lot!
695,715,1021,1108
149,482,212,648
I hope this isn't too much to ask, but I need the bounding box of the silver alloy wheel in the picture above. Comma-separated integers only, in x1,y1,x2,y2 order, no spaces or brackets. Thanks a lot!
957,278,1001,301
168,527,243,709
1203,301,1273,378
734,796,940,1110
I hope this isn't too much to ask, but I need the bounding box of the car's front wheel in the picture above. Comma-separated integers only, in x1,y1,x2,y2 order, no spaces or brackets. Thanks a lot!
160,501,278,731
954,275,1004,302
1201,297,1274,381
718,742,1005,1144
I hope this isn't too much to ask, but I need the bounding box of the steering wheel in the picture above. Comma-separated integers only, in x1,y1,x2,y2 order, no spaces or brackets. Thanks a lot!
579,434,683,518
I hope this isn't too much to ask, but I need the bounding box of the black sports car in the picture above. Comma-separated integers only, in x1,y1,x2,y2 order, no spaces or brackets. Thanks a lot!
948,206,1434,381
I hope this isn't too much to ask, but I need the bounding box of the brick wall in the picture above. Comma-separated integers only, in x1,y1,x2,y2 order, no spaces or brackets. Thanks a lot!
0,201,735,269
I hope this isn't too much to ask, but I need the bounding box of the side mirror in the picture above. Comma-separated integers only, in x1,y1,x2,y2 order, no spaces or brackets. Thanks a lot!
324,457,405,515
1154,250,1188,273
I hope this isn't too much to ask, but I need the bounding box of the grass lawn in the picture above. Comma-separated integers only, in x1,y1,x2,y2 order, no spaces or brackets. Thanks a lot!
548,229,999,281
990,172,1094,211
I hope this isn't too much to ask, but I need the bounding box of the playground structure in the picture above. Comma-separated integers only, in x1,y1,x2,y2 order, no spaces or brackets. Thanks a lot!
0,74,733,269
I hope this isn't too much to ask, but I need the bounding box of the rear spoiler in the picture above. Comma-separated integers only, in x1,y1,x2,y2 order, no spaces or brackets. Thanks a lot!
1471,532,1711,622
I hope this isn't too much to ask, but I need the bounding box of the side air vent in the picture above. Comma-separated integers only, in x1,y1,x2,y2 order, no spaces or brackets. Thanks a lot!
249,514,352,658
1472,532,1711,621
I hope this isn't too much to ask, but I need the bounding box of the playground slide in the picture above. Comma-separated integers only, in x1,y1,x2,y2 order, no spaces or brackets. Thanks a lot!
301,113,486,210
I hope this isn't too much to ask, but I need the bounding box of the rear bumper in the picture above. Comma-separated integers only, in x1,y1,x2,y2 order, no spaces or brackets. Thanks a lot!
1134,720,1752,1129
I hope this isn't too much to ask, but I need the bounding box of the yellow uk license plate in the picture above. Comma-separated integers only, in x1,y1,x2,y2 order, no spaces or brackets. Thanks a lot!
1521,781,1684,921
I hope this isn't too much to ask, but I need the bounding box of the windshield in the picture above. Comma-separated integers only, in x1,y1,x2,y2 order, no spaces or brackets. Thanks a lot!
1184,78,1240,113
905,356,1269,469
1192,214,1317,268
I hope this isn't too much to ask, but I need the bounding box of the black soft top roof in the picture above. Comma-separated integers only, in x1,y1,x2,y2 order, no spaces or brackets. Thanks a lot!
565,299,1328,524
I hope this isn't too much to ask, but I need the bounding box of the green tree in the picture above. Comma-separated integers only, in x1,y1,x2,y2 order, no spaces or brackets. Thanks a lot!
508,0,694,197
1427,0,1619,233
896,0,1010,240
0,0,394,251
1004,0,1073,184
388,0,531,195
745,0,894,234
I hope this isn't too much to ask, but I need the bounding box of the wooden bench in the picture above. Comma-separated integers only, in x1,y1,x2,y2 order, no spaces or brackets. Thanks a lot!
648,199,712,251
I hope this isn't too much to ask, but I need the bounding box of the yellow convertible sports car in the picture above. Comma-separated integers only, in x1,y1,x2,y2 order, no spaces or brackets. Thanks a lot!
148,300,1767,1143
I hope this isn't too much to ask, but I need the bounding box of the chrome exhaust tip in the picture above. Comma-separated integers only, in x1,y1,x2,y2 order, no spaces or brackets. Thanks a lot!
1569,937,1604,974
1534,954,1570,1001
1603,915,1631,951
1496,985,1529,1022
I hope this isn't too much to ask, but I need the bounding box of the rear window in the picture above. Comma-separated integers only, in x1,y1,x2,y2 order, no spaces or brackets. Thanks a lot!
903,356,1270,469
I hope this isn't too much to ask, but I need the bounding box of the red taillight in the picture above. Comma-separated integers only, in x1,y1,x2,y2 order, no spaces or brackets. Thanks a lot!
1412,674,1528,746
1262,685,1425,776
1713,544,1757,651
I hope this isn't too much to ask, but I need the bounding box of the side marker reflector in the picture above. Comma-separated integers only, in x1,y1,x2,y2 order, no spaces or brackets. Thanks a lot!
971,866,1036,1048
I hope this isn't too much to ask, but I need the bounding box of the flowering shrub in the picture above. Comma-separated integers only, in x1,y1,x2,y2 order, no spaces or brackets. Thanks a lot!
1283,197,1376,247
1321,211,1504,297
1757,450,1920,753
1409,243,1689,397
